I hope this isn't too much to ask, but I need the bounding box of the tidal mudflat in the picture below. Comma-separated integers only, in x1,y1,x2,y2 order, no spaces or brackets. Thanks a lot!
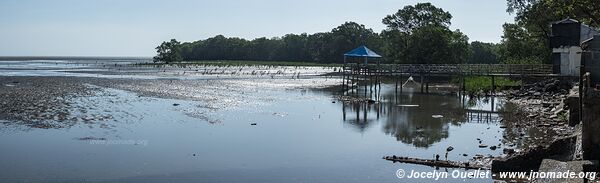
0,60,549,182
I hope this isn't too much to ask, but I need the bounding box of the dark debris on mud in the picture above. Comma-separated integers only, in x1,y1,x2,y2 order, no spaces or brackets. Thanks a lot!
498,78,577,157
0,77,95,129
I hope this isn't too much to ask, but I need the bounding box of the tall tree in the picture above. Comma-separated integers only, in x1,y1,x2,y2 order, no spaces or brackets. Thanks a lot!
468,41,500,64
153,39,182,63
328,22,382,63
498,23,546,64
382,2,452,33
382,3,468,64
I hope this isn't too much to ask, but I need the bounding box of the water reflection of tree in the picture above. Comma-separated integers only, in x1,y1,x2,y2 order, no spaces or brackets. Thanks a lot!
342,102,379,133
341,89,479,148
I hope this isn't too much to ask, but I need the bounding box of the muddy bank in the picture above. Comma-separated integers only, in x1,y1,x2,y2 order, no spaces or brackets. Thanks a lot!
501,79,576,151
492,79,580,173
0,75,339,129
0,77,94,128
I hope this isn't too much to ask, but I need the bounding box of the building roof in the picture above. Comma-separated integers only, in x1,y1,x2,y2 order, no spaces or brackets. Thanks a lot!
343,46,382,58
552,18,579,24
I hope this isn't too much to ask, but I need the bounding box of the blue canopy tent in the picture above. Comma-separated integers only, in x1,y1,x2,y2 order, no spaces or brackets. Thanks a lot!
343,46,382,65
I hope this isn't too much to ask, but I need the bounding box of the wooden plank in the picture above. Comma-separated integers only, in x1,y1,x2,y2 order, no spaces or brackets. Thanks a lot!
383,156,490,170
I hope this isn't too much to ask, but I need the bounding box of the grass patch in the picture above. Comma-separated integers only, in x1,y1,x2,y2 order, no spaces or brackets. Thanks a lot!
454,76,521,95
558,110,568,122
136,60,342,67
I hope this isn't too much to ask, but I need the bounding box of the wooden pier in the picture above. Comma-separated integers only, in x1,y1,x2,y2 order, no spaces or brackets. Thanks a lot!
342,63,557,95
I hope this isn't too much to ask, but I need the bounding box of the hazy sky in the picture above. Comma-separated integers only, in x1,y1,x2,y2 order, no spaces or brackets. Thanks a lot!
0,0,514,57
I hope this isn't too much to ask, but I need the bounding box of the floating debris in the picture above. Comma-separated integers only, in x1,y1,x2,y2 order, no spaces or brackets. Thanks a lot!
397,104,419,107
432,115,444,118
76,137,107,141
383,155,489,170
272,112,287,117
250,123,257,126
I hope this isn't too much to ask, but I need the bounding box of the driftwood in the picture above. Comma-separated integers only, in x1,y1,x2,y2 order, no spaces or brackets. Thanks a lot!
383,156,490,170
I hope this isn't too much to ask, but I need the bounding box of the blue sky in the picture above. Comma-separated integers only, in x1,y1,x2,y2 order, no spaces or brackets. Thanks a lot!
0,0,514,56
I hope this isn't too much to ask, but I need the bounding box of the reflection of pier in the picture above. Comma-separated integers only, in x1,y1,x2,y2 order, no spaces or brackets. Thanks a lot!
339,90,505,147
341,102,502,126
465,109,501,123
461,96,502,123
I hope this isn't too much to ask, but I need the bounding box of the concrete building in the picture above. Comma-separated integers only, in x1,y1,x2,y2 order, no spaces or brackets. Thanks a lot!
582,34,600,85
550,18,599,76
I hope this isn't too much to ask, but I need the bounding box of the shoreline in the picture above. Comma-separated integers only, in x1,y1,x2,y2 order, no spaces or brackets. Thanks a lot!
1,73,580,179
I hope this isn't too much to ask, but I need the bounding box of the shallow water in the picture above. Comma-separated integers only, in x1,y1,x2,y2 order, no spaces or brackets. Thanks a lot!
0,60,509,182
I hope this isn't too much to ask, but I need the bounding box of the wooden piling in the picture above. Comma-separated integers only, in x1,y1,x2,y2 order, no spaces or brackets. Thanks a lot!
420,73,424,93
400,73,403,93
395,73,398,94
364,67,367,96
426,73,430,93
461,75,466,94
491,75,495,95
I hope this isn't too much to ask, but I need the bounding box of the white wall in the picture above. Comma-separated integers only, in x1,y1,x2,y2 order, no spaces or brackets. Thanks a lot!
553,46,582,76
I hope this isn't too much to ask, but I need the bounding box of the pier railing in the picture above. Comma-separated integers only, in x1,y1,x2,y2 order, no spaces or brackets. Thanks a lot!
344,64,554,76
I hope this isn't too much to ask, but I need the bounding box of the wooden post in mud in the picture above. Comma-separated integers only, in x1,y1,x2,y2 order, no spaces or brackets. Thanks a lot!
342,103,347,121
491,75,495,95
395,73,399,94
350,66,354,94
345,65,349,93
342,66,346,92
378,70,381,95
369,67,373,94
377,63,381,95
343,57,346,93
426,72,430,93
348,67,352,94
520,66,524,90
342,73,348,92
461,74,466,94
363,103,368,123
364,67,367,96
491,97,495,112
420,73,424,93
400,73,403,93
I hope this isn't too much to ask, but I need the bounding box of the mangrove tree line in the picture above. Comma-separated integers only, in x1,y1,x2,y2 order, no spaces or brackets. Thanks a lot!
154,1,600,64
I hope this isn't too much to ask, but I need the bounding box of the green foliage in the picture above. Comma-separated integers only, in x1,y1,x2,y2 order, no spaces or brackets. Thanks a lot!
382,2,452,33
157,3,473,65
460,76,521,94
501,0,600,64
468,41,500,64
177,22,382,63
507,0,600,28
381,3,469,64
153,39,182,63
557,110,568,122
498,23,549,64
